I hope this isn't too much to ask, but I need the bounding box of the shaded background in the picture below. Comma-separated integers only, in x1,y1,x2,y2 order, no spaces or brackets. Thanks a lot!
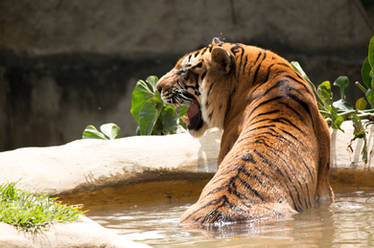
0,0,373,151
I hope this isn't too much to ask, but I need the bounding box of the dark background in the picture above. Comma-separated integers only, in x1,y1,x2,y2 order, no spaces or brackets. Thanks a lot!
0,0,373,151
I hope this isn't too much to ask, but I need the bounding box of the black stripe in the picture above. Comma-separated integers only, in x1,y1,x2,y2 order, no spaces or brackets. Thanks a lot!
205,184,228,196
191,72,199,85
182,195,228,222
262,65,271,84
230,44,245,78
277,62,291,68
283,75,312,95
230,44,244,55
237,176,265,202
248,95,284,118
200,70,207,81
272,117,306,135
253,52,267,84
253,51,262,65
267,128,314,180
208,111,213,120
207,83,214,96
242,55,248,74
241,153,256,163
253,149,284,178
247,138,306,205
294,71,304,81
263,79,288,95
201,47,208,55
253,147,304,208
251,62,290,93
279,128,302,144
287,93,312,120
247,124,276,133
251,165,284,204
250,110,280,121
250,117,305,136
239,164,267,188
193,62,203,68
224,87,236,119
253,145,303,210
257,137,311,207
278,102,304,122
251,70,288,94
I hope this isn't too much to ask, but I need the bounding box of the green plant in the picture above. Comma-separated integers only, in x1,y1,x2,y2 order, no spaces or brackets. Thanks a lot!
291,35,374,163
0,182,86,232
130,75,187,135
82,123,120,140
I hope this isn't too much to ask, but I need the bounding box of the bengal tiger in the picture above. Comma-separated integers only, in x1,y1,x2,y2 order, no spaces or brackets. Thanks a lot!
156,38,333,226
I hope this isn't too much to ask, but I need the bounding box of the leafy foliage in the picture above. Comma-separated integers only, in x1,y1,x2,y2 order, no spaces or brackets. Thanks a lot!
292,35,374,163
130,75,187,135
81,37,374,164
0,182,85,232
82,123,120,140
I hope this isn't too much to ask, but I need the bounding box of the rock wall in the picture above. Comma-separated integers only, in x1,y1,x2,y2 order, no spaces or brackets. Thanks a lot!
0,0,373,150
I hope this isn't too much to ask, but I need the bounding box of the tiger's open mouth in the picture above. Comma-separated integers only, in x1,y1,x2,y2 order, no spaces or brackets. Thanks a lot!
180,99,203,131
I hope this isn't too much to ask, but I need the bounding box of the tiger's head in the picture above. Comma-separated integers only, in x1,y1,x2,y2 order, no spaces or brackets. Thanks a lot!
156,38,235,137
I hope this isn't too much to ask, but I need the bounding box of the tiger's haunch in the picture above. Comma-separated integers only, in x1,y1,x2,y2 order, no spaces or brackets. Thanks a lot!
156,39,333,226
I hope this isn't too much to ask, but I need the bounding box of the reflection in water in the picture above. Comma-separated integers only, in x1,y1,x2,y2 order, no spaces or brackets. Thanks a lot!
87,189,374,247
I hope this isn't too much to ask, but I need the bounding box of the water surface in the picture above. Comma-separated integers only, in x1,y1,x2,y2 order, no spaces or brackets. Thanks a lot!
87,187,374,247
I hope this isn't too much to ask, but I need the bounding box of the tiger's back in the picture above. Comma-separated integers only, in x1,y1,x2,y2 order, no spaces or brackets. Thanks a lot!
156,39,333,226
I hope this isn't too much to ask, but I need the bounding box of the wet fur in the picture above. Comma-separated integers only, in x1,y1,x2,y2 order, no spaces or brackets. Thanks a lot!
156,40,333,226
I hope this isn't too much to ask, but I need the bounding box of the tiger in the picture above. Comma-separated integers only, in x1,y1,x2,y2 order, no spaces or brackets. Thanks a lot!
156,38,334,226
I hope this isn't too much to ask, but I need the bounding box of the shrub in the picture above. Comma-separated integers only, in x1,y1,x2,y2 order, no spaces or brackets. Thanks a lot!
292,35,374,163
130,75,187,135
0,182,85,232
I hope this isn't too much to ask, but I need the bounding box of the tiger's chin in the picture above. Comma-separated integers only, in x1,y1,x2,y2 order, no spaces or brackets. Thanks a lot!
187,122,209,137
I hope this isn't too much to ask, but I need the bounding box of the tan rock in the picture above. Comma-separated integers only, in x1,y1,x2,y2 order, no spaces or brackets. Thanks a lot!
0,216,150,248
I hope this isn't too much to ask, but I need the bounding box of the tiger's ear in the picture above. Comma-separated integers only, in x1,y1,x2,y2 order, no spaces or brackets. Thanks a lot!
211,47,232,74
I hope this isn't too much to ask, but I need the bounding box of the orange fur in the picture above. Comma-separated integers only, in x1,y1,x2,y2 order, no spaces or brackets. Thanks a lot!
156,40,333,226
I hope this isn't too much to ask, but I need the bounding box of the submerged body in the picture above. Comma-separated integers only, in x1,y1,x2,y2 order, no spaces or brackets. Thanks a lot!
156,39,333,226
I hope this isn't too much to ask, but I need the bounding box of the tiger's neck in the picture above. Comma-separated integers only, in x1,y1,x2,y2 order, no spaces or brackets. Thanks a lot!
217,45,292,165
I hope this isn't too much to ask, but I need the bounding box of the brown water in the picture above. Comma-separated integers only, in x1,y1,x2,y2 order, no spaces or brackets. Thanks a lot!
86,187,374,248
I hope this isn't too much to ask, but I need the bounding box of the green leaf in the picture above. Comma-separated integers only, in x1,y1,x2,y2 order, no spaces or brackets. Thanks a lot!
317,81,332,105
138,99,160,135
82,125,108,140
100,123,120,139
130,79,156,124
290,61,312,84
331,113,344,131
177,104,188,117
366,88,374,108
145,75,159,93
160,105,179,134
332,99,353,112
368,36,374,68
361,57,371,88
351,114,366,138
355,97,368,110
333,76,349,100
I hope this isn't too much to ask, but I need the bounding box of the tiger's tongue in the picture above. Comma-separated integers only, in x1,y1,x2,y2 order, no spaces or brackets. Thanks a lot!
187,102,199,118
183,101,199,125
